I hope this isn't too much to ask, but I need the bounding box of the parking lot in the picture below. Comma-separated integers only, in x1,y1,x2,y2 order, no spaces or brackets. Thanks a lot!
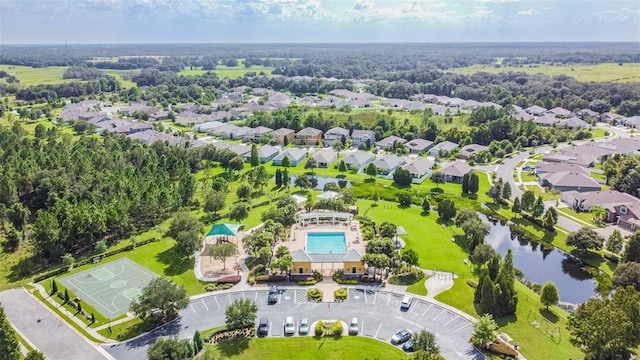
106,287,482,360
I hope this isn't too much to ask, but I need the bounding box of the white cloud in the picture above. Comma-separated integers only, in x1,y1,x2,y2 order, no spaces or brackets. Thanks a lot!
543,7,552,11
592,7,640,23
352,0,372,10
517,8,537,16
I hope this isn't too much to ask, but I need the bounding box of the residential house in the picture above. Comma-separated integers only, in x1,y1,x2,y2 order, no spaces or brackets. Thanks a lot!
210,124,239,139
614,203,640,231
546,107,573,118
175,111,208,126
428,141,459,157
291,249,364,276
351,99,372,108
538,172,601,193
405,139,434,154
295,127,323,146
351,129,375,148
561,190,640,215
524,105,548,116
382,99,411,108
535,162,590,176
438,161,472,183
402,158,434,183
600,112,624,123
228,144,251,157
243,145,280,163
532,114,560,127
376,135,407,151
622,116,640,129
373,155,407,175
310,148,338,168
342,151,376,170
458,144,489,160
460,99,482,110
272,128,295,145
403,102,428,111
245,126,273,142
323,127,350,147
195,121,223,133
576,109,598,120
272,148,307,166
557,117,588,129
542,152,596,168
513,110,535,122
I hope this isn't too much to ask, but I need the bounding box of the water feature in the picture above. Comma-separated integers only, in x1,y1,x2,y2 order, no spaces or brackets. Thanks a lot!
481,214,596,305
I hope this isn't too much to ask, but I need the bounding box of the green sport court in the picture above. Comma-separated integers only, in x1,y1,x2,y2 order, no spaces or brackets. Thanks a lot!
57,258,157,318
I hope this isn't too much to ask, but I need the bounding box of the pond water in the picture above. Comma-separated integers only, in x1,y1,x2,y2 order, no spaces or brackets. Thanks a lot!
481,214,596,305
285,175,351,190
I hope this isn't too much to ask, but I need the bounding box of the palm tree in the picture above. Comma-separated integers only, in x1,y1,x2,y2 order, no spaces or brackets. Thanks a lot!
590,205,607,223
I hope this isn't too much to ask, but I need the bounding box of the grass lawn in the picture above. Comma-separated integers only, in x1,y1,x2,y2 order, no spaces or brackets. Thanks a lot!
202,336,408,359
520,171,537,182
0,64,138,88
406,276,428,296
556,207,597,228
178,66,273,79
448,63,640,83
524,185,558,202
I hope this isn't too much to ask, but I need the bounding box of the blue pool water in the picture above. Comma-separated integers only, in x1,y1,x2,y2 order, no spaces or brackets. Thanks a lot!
306,232,347,254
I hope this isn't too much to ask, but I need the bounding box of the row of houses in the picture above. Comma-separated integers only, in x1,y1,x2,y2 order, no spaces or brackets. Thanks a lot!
561,190,640,232
543,138,640,167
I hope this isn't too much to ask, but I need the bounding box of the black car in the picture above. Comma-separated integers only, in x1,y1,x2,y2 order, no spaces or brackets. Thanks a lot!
402,339,416,352
267,286,278,304
257,317,269,336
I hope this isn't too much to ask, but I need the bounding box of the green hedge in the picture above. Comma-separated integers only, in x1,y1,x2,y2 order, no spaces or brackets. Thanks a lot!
307,288,323,302
334,288,348,302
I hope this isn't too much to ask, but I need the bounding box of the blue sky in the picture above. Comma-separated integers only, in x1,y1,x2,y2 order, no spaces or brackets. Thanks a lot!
1,0,639,44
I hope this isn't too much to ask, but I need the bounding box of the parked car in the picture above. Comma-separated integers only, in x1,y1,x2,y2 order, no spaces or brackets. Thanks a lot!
299,318,309,335
267,286,278,304
400,296,413,311
257,317,269,336
402,339,416,352
391,329,412,344
349,317,359,335
284,317,295,335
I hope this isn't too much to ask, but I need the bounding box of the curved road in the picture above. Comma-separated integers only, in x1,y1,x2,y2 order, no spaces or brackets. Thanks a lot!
104,288,484,360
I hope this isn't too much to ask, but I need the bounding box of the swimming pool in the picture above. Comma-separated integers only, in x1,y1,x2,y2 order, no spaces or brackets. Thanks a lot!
306,232,347,254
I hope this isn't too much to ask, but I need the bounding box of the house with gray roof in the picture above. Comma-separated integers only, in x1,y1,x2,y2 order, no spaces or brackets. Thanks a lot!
272,128,295,145
546,107,573,118
310,148,338,168
428,141,459,157
525,105,547,116
210,124,239,139
406,139,434,154
558,117,588,129
243,145,280,163
228,144,251,157
576,109,599,120
272,148,307,166
402,158,434,183
323,127,350,147
373,154,407,175
458,144,489,160
343,151,375,170
622,115,640,129
376,135,407,151
535,162,590,176
295,127,323,146
561,190,640,214
175,111,208,126
439,161,473,183
196,121,224,133
600,112,624,123
245,126,273,142
351,129,375,149
538,172,601,193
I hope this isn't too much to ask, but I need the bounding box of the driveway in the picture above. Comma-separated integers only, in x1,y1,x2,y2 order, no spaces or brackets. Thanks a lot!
0,288,110,360
104,288,484,360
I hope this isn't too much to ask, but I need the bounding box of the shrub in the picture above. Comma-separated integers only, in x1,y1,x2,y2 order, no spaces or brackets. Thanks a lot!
312,270,323,282
315,320,324,337
331,321,343,337
249,264,265,275
307,288,323,302
298,280,317,286
334,288,348,302
488,340,519,358
467,280,478,289
256,274,286,283
217,275,241,284
205,283,234,292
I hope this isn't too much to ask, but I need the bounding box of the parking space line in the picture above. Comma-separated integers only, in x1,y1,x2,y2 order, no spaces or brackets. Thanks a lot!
386,294,391,307
189,303,196,314
201,300,209,311
453,322,471,333
443,316,458,327
228,294,232,303
214,297,220,308
374,323,382,339
433,309,445,321
294,290,297,304
373,291,377,305
254,292,258,301
422,303,433,316
269,321,272,336
361,320,364,335
410,303,417,313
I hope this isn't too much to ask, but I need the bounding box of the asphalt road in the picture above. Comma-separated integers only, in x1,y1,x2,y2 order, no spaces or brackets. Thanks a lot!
104,288,484,360
0,288,109,360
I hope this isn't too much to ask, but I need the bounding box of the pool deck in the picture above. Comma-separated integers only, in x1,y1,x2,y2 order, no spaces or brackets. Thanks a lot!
286,222,366,255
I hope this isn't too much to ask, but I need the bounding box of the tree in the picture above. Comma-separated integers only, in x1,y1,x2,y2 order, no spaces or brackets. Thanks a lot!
391,168,411,187
249,166,269,191
281,155,290,168
502,182,512,200
469,172,479,194
462,173,470,194
305,158,317,177
567,286,640,360
372,190,380,204
401,248,419,266
25,351,46,360
486,183,502,203
520,190,535,212
0,303,21,360
192,330,204,354
613,262,640,291
623,231,640,263
229,156,245,172
511,197,521,216
64,288,70,304
236,183,252,200
294,174,312,189
94,239,108,254
398,193,412,207
209,243,237,270
271,254,293,274
225,298,258,330
282,168,290,187
607,229,624,254
204,191,227,215
250,143,260,167
566,227,605,252
361,253,390,280
540,281,559,310
437,199,457,222
365,163,377,179
129,278,189,320
178,172,197,205
275,168,282,187
532,196,545,218
378,222,397,239
472,243,497,265
542,208,557,231
421,197,430,214
167,211,202,258
431,172,446,188
411,330,440,355
229,202,250,223
147,336,193,360
338,160,347,173
590,205,607,222
471,314,498,348
62,253,75,268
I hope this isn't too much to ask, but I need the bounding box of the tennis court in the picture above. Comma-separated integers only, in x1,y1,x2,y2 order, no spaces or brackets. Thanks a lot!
57,257,157,318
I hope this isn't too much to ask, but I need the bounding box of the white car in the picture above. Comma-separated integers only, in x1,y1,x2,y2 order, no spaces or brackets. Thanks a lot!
400,296,413,311
284,317,295,335
349,317,359,335
299,318,309,335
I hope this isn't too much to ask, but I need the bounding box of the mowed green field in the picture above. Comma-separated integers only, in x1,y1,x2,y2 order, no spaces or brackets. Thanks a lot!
178,66,273,79
0,65,138,88
449,63,640,83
